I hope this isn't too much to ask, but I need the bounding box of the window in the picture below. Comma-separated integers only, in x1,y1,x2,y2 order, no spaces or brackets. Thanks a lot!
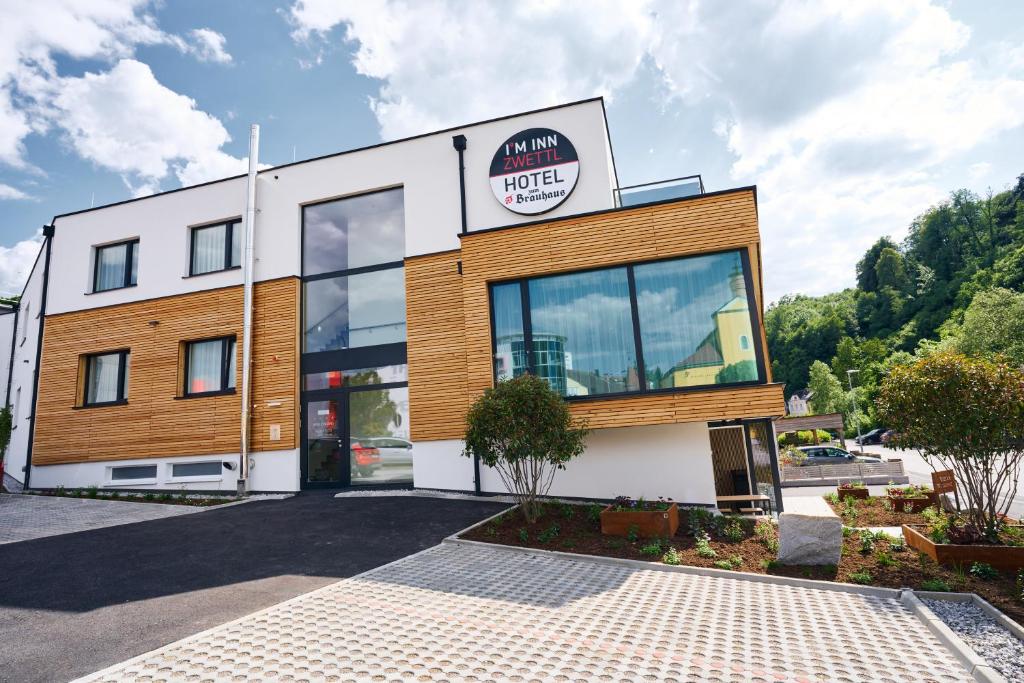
171,461,222,478
303,364,408,391
190,221,241,275
634,251,759,389
19,302,29,344
302,189,406,354
83,351,130,406
184,337,236,396
110,465,157,481
489,250,763,399
13,386,20,421
93,240,138,292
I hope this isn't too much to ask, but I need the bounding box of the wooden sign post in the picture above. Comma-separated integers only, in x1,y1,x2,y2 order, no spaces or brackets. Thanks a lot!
932,470,958,510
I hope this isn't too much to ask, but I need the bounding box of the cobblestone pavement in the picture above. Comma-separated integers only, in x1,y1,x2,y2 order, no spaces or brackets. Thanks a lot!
80,542,972,683
0,494,201,544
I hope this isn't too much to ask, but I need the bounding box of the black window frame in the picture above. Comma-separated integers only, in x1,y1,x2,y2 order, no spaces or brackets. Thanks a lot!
188,220,242,276
182,336,237,398
488,247,768,402
93,239,139,292
82,349,130,407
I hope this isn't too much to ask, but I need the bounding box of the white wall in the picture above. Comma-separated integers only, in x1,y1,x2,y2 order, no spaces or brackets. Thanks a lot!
413,422,717,506
4,245,45,486
48,99,615,316
29,448,300,492
0,308,14,405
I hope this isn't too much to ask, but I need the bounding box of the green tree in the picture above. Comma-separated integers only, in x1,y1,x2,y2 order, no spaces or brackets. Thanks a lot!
878,353,1024,541
0,406,11,458
946,287,1024,366
349,377,400,438
807,361,845,415
856,237,899,293
463,375,588,522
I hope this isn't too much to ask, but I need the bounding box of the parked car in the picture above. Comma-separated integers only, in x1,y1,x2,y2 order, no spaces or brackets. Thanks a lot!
855,428,887,445
797,446,881,465
350,438,381,478
364,437,413,467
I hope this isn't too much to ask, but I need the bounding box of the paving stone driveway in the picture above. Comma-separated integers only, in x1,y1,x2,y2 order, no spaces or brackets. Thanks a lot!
80,542,972,683
0,493,202,544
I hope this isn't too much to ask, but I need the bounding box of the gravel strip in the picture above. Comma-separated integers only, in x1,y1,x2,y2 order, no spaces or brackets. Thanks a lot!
334,488,516,503
923,597,1024,681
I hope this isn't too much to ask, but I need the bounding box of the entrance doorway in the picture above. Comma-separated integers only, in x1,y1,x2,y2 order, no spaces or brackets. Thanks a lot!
301,386,412,488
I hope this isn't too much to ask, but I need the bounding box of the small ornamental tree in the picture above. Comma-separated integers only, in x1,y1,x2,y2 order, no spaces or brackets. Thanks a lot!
877,352,1024,541
463,374,588,523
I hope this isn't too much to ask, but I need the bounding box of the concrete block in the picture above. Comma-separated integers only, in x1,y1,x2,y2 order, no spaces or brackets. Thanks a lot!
777,496,842,565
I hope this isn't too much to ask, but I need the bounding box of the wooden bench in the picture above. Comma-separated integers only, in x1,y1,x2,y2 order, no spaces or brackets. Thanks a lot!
716,494,773,516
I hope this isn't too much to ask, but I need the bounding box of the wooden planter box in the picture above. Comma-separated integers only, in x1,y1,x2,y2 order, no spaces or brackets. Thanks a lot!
836,486,869,500
902,524,1024,572
600,503,679,539
888,493,936,513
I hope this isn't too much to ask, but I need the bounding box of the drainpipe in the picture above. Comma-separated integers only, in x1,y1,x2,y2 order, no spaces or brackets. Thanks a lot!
24,224,55,490
238,124,260,496
452,134,481,495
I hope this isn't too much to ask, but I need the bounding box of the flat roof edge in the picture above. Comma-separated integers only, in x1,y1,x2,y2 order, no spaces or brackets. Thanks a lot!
52,97,607,222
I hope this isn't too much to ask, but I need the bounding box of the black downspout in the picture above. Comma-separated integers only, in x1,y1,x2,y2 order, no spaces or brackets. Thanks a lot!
452,133,481,495
23,224,54,490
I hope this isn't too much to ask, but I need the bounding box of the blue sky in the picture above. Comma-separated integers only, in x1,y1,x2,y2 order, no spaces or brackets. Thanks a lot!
1,0,1022,300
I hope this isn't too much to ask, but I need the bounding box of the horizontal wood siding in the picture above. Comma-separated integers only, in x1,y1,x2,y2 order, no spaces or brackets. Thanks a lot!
423,191,782,438
406,251,468,441
33,278,299,466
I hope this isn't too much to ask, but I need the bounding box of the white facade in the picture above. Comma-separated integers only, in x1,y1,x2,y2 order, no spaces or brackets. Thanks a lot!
3,243,45,488
2,98,742,503
0,307,14,405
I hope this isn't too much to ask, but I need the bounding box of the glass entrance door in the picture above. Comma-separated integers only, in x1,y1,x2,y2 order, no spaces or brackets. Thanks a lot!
302,386,413,488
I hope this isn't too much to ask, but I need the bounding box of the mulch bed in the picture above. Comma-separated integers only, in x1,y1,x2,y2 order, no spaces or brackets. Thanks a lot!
29,490,239,507
462,501,1024,626
825,494,931,526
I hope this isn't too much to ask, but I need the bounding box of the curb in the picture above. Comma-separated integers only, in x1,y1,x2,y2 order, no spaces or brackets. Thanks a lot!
443,535,901,599
900,590,1007,683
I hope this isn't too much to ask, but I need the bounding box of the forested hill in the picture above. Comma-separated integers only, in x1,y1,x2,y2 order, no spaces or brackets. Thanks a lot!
765,172,1024,428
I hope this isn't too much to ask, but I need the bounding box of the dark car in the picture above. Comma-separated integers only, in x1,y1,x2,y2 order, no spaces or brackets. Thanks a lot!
797,446,881,466
855,428,887,445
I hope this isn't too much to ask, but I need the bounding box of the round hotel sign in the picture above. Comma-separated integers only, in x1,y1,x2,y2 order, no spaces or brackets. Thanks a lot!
489,127,579,215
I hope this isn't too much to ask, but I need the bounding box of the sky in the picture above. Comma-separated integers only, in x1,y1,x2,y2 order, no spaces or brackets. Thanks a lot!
0,0,1022,302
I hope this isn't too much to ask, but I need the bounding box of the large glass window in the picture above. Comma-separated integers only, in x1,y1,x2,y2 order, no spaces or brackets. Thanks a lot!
303,269,406,352
190,221,241,275
349,387,411,485
94,240,138,292
84,350,130,406
304,364,408,391
489,250,762,398
184,337,236,396
302,188,404,276
634,251,758,389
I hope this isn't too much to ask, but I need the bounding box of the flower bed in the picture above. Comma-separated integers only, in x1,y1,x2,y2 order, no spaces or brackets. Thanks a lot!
836,482,869,500
824,494,931,527
461,501,1024,627
887,484,938,514
29,488,239,507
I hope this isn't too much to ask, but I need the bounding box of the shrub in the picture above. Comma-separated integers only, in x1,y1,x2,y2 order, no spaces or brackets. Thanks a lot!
695,532,716,559
463,374,589,523
878,352,1024,541
969,562,1000,581
754,520,779,553
626,525,640,543
876,551,897,568
0,406,11,461
921,578,951,592
662,547,682,565
687,507,715,536
586,503,603,524
537,523,560,543
849,571,873,585
713,556,743,570
640,540,665,556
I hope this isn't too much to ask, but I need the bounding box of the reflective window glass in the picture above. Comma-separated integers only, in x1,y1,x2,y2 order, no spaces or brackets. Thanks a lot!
303,269,406,353
491,282,525,382
349,387,411,485
302,188,404,276
634,251,758,389
303,364,408,391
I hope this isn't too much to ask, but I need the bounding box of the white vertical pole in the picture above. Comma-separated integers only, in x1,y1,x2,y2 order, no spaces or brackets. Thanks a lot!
239,124,259,495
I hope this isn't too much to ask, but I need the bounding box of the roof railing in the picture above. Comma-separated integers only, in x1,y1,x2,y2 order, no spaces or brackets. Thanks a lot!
614,174,705,208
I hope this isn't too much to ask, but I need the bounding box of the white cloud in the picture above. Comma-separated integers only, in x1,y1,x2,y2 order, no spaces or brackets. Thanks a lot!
287,0,655,139
0,183,31,200
50,59,242,194
187,28,232,64
0,231,43,297
288,0,1024,300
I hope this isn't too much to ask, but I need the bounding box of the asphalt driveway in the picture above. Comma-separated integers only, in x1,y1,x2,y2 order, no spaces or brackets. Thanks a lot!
0,492,508,683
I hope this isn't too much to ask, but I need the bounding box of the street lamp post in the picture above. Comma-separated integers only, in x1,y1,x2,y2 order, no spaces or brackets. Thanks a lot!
847,369,863,447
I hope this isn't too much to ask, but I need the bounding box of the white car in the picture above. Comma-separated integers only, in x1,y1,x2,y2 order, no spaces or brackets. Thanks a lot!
365,437,414,467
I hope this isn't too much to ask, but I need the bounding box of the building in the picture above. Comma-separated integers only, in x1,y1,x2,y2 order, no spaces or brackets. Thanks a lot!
0,98,786,508
787,389,813,417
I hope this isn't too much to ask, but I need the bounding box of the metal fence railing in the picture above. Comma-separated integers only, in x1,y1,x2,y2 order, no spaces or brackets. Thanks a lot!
781,460,906,482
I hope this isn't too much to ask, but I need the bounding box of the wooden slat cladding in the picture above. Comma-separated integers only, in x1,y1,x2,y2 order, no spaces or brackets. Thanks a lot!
406,250,468,441
429,189,786,435
33,278,299,466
